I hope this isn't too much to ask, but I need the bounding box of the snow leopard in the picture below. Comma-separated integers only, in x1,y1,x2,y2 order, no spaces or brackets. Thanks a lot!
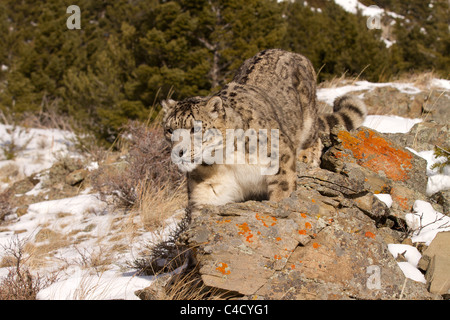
162,49,367,207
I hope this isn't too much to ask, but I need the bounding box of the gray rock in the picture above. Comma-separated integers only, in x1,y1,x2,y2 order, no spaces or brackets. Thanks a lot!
362,86,450,125
431,190,450,216
65,169,88,186
182,187,438,299
384,122,450,152
418,232,450,295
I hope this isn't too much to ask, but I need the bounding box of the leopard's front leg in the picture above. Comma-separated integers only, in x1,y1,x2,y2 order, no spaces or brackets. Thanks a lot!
265,148,297,202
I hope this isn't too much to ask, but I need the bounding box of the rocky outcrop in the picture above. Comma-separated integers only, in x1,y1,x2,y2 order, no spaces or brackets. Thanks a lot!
321,126,435,221
181,165,438,299
144,124,447,300
384,122,450,152
1,158,90,219
363,87,450,125
65,168,88,186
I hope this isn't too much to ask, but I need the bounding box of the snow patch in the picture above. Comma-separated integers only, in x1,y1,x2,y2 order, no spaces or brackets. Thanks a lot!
317,80,422,106
0,124,78,179
431,78,450,91
363,115,422,134
407,148,450,195
396,262,426,284
405,200,450,246
374,194,393,208
387,244,422,267
387,244,426,283
0,194,108,248
37,269,154,300
333,0,404,19
426,175,450,196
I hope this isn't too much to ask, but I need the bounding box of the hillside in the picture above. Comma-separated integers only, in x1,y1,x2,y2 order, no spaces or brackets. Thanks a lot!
0,0,449,301
1,77,449,300
0,0,448,143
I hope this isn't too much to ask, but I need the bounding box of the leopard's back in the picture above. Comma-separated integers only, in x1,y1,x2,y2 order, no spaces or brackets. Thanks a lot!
233,49,319,150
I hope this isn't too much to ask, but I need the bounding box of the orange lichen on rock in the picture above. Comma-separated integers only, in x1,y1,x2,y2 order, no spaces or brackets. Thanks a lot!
337,129,413,182
391,193,410,210
305,222,312,229
298,229,307,235
216,219,231,224
216,262,231,275
365,231,376,239
237,222,250,234
255,213,277,227
312,243,321,249
236,222,254,243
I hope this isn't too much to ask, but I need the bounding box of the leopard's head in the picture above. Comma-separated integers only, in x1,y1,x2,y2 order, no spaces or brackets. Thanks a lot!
161,96,226,172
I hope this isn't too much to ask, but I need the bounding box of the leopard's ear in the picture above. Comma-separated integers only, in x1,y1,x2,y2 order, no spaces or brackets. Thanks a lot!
161,99,177,113
205,96,223,119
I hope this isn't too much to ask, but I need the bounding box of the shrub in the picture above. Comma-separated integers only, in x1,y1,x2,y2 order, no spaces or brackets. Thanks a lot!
92,120,184,208
431,145,450,174
0,190,13,221
0,237,57,300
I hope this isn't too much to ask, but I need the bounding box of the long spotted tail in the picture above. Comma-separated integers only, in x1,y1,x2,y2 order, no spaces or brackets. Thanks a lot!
318,94,367,133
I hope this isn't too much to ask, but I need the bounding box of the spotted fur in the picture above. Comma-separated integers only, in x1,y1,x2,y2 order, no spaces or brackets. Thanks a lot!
162,49,366,207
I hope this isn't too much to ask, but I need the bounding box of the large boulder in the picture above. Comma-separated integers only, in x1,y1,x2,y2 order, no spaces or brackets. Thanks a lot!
182,177,437,299
179,161,439,299
363,87,450,125
418,232,450,295
363,87,422,119
321,126,432,219
384,123,450,152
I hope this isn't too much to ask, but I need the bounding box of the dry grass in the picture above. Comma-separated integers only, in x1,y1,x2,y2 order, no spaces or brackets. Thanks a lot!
394,71,437,90
135,259,242,300
0,162,22,186
21,228,72,270
317,71,354,89
0,236,58,300
318,70,444,90
164,267,239,300
0,190,13,221
134,179,187,232
317,65,372,88
73,246,115,275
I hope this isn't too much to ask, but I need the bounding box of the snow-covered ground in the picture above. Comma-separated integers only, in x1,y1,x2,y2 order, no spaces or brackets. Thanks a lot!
1,78,449,299
0,125,78,191
0,124,168,299
0,187,178,299
317,79,450,106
